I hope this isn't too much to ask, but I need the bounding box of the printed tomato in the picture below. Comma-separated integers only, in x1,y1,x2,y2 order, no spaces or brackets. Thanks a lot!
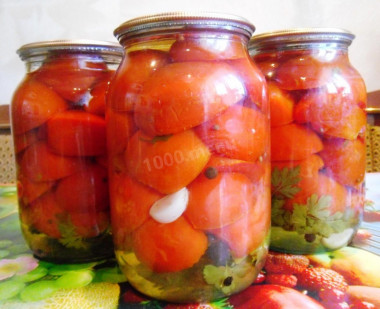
319,138,365,187
297,88,366,140
271,124,323,161
132,217,208,273
55,164,109,213
169,36,246,61
107,49,169,111
11,79,68,134
20,141,81,181
185,172,254,229
126,129,210,194
195,105,267,162
46,110,106,156
134,61,245,136
34,54,107,102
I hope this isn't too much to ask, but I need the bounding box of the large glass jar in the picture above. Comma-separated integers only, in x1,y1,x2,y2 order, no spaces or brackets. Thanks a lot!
249,29,366,254
108,12,270,302
11,40,123,262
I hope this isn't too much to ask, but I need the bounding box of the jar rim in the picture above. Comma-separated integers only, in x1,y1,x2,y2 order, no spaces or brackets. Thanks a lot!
249,28,355,50
114,11,255,42
17,39,124,60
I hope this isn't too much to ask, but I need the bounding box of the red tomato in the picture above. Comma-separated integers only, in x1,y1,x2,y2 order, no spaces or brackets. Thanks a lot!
209,190,270,258
298,88,366,140
20,141,81,181
275,55,333,90
227,57,267,109
134,61,245,136
27,192,63,238
169,36,246,61
11,79,68,134
185,172,254,229
271,124,323,161
125,129,210,194
132,217,208,273
319,138,365,187
34,55,107,102
267,83,295,127
107,50,169,111
70,211,109,238
106,109,136,156
55,164,109,213
47,110,106,156
195,105,267,162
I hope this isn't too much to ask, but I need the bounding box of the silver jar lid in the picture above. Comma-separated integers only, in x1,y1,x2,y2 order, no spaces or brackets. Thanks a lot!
17,39,124,60
114,12,256,42
249,28,355,50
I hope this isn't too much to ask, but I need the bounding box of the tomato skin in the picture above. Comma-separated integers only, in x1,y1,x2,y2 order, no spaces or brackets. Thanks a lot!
275,54,333,90
296,88,366,140
185,172,255,230
132,217,208,273
267,82,294,127
319,138,365,187
125,129,210,194
107,50,170,111
47,110,106,156
271,124,323,161
169,36,246,62
134,61,246,136
111,175,163,246
55,164,109,213
11,78,68,135
195,105,267,162
20,141,81,182
34,55,107,102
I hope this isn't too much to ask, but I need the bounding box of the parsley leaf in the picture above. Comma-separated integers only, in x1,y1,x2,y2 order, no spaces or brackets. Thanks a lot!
271,166,301,199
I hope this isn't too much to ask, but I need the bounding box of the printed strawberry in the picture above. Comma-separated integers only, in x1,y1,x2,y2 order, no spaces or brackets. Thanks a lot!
165,298,232,308
265,273,297,288
253,271,266,284
264,251,310,274
319,288,347,303
320,300,350,309
350,300,377,309
297,267,348,293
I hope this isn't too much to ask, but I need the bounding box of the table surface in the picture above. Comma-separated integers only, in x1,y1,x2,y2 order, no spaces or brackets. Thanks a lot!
0,174,379,308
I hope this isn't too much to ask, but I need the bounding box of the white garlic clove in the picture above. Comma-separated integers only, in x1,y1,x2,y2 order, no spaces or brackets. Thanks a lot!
149,187,189,224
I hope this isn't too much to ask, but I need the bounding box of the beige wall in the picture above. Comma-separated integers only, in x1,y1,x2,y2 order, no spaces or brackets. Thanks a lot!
1,0,379,105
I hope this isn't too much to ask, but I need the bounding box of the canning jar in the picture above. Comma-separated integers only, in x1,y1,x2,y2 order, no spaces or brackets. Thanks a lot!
249,29,366,253
108,12,270,302
11,40,123,262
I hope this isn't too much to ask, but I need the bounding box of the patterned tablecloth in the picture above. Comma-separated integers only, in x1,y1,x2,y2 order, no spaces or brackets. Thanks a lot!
0,175,379,309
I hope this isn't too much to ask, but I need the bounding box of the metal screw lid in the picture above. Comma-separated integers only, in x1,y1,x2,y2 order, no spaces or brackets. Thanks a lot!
114,11,256,42
17,39,124,60
249,28,355,50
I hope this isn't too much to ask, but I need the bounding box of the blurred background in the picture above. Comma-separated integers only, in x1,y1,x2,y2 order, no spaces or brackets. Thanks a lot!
0,0,379,106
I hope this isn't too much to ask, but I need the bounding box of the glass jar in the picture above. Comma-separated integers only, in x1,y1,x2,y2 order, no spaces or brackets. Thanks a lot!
108,12,270,302
11,40,123,262
249,29,366,253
